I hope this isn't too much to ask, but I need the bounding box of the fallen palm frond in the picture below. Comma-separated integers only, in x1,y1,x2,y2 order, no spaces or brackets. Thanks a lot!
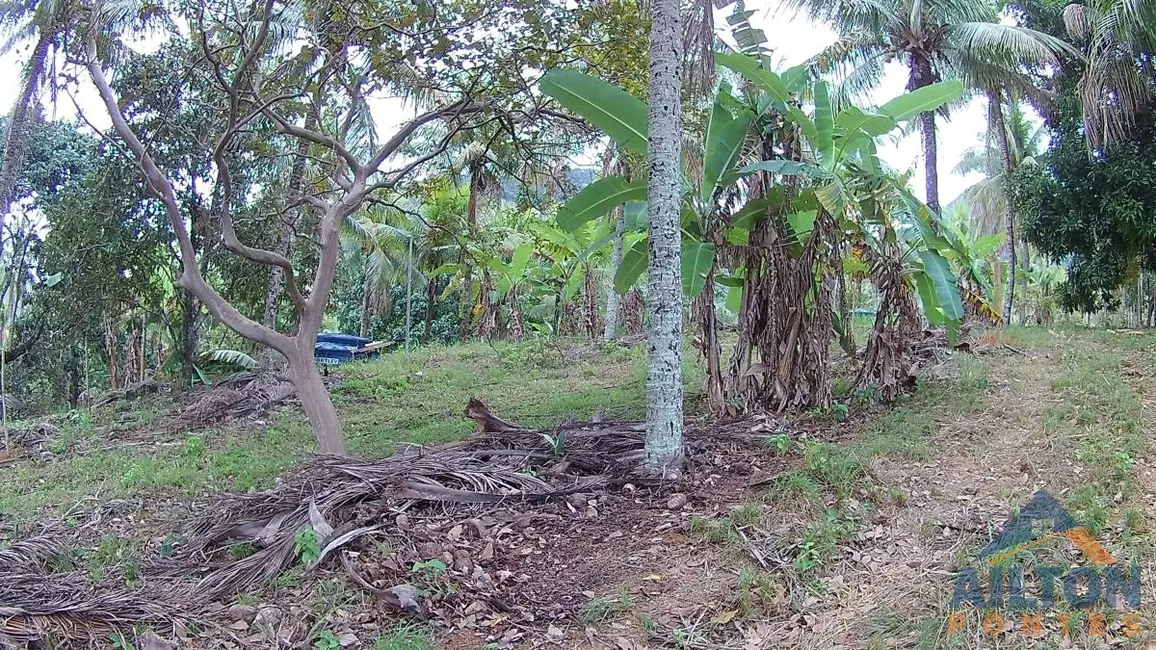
0,525,66,573
0,573,187,641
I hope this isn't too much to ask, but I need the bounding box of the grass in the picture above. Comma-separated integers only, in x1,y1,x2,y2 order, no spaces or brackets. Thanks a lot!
582,589,636,622
0,337,705,523
373,623,435,650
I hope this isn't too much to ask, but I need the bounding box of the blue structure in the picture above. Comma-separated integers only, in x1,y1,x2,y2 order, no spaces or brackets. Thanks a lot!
314,332,377,366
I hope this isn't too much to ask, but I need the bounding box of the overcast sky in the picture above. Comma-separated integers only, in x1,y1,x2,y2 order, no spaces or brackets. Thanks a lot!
0,3,988,206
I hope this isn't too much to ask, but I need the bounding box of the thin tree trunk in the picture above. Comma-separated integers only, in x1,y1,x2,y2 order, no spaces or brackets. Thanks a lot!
644,0,685,473
105,318,120,391
989,89,1017,325
424,278,437,341
462,160,485,340
604,206,626,343
180,290,201,388
289,347,347,455
911,58,940,215
359,278,372,338
582,265,601,340
919,110,940,216
262,101,320,369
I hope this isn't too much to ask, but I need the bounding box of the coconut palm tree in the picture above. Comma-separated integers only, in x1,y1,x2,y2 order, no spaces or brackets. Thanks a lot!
789,0,1074,214
952,102,1045,239
1060,0,1156,148
0,0,71,242
950,98,1046,321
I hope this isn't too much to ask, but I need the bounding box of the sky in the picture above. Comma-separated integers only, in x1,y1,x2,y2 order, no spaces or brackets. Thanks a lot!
0,3,988,206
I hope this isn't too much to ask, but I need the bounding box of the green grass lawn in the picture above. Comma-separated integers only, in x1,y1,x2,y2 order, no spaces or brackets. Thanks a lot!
0,338,704,524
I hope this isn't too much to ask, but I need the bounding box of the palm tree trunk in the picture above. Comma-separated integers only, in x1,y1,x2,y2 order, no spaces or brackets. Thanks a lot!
644,0,685,473
0,33,51,235
603,206,626,342
989,89,1017,325
911,58,940,215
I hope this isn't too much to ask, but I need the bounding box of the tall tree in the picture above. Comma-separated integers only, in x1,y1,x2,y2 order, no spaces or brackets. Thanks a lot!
791,0,1073,214
0,0,70,239
644,0,685,473
82,2,488,454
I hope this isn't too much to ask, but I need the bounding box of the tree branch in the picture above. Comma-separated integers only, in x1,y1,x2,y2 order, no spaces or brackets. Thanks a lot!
84,33,293,356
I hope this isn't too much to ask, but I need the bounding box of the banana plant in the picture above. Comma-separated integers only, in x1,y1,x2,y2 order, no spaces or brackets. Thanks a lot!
542,53,968,330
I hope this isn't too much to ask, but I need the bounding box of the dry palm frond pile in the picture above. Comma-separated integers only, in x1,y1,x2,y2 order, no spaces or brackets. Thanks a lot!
1,399,784,647
178,372,298,428
0,527,185,644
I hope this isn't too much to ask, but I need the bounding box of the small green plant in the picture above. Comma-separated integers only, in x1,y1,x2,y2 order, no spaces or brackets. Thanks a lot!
183,435,206,458
109,633,136,650
295,529,322,566
314,630,341,650
539,431,567,457
688,516,741,546
764,433,791,455
411,558,448,581
230,542,256,560
832,403,849,422
732,502,764,527
737,565,778,617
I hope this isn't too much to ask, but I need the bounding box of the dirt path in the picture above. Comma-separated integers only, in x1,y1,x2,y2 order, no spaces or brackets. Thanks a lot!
562,331,1156,650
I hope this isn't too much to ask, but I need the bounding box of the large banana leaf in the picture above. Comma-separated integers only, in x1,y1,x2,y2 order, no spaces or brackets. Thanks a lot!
540,70,649,155
913,271,947,326
682,242,716,298
814,80,834,169
835,106,896,138
917,249,965,322
702,100,753,203
786,105,818,144
878,80,964,122
614,238,648,294
717,52,790,105
728,160,822,183
557,176,647,232
729,192,783,229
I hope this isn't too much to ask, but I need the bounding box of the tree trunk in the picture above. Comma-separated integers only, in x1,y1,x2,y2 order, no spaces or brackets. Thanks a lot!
507,291,525,342
624,289,644,335
989,90,1018,326
288,348,347,455
424,278,438,341
604,206,626,343
104,318,120,390
462,159,485,340
477,271,498,339
179,289,202,389
644,0,685,473
261,102,319,369
0,34,51,234
911,58,940,215
359,276,373,339
582,265,602,340
697,272,724,414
